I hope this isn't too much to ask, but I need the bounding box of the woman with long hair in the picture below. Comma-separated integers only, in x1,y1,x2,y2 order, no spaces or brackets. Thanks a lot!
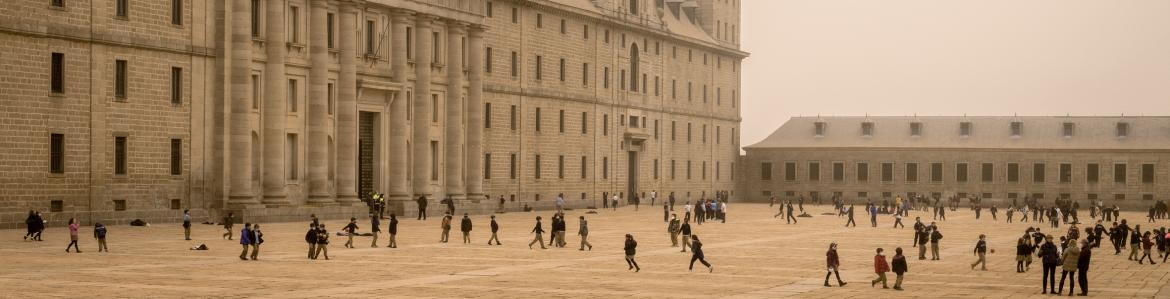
624,234,640,272
65,218,80,253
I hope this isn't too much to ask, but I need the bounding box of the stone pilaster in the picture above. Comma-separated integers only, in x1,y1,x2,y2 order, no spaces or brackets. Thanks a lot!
306,0,333,204
228,0,258,205
444,22,465,200
465,26,484,200
262,0,289,204
387,10,411,202
411,16,433,198
335,0,360,204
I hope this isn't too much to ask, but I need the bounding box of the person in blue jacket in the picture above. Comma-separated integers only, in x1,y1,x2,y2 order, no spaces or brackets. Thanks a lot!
238,223,252,260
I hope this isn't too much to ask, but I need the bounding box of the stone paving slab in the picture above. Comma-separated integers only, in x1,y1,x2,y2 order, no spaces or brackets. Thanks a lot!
0,204,1167,298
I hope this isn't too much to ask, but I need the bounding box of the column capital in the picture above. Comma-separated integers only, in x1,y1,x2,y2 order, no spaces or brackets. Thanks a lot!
415,15,435,27
338,0,363,12
446,21,468,35
467,25,486,38
310,0,328,9
391,9,413,21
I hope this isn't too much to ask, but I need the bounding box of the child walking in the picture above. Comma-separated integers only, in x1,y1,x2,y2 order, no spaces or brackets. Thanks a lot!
93,223,108,252
871,248,889,289
65,218,81,253
343,218,359,248
891,247,907,290
971,234,988,270
624,234,640,272
688,235,713,273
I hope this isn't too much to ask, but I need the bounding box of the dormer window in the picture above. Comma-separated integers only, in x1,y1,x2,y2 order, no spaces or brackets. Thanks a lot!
1010,121,1023,137
959,122,971,137
909,122,922,137
814,121,826,136
1116,122,1129,138
861,122,873,136
1062,122,1074,138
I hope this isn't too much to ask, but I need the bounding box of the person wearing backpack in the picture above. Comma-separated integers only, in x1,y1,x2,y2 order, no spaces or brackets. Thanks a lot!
93,223,108,252
315,224,330,260
305,223,318,259
182,210,192,240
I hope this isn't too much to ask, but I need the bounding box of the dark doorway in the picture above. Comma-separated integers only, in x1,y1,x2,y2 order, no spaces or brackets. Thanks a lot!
358,111,377,201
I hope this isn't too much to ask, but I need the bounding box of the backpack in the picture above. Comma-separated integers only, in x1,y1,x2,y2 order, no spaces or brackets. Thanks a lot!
95,226,107,238
305,229,316,243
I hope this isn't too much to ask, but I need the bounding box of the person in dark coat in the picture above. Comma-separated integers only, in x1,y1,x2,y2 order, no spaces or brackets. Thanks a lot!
689,235,713,273
370,214,381,248
460,213,473,244
891,247,907,291
824,241,846,287
845,205,857,227
248,224,263,260
1016,237,1031,273
23,211,38,241
1039,235,1060,294
1077,239,1092,296
488,215,501,245
305,223,318,259
238,223,252,260
387,213,399,248
624,234,640,272
528,216,546,249
416,195,429,220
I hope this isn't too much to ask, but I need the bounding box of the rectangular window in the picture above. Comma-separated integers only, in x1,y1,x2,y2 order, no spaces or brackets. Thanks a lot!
784,162,796,181
327,83,335,115
760,162,772,180
535,55,542,80
1142,163,1154,183
114,136,127,175
604,157,609,179
405,27,413,58
535,107,541,131
1059,163,1072,183
1087,163,1099,183
881,163,893,182
861,122,873,136
290,6,301,43
49,134,64,174
960,122,971,137
431,141,439,180
511,7,518,23
432,94,439,122
856,163,868,181
581,112,588,134
114,200,126,211
654,159,660,179
670,160,676,179
687,82,692,101
509,51,518,77
905,163,918,182
364,19,377,54
582,63,589,85
509,153,517,179
115,60,127,99
251,0,260,36
484,47,492,73
1007,163,1019,182
251,75,260,109
910,122,922,136
557,155,564,178
808,162,820,181
560,19,566,34
288,79,298,112
603,114,609,136
956,163,968,182
581,156,588,179
654,120,659,139
484,153,491,179
558,58,565,81
981,163,993,182
604,29,610,43
930,163,942,182
486,1,493,17
52,0,64,7
686,161,692,180
327,13,335,48
558,110,564,133
1063,122,1074,137
482,102,491,128
603,67,610,88
1033,163,1045,183
1117,122,1129,138
170,67,182,104
170,139,182,175
287,134,298,179
115,0,128,17
432,32,440,63
814,122,826,136
51,53,64,93
1114,164,1126,183
1010,121,1023,136
686,123,692,142
536,13,543,28
832,162,844,182
171,0,182,25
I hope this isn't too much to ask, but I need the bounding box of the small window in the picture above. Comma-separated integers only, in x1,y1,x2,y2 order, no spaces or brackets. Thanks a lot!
484,47,493,73
1087,163,1099,182
1007,163,1019,182
51,0,64,7
808,162,820,181
287,134,298,180
959,122,971,137
560,19,566,34
50,200,64,212
171,67,182,104
1010,121,1023,136
1114,194,1125,200
536,13,543,28
250,0,261,37
509,153,517,179
1059,163,1071,183
814,121,826,136
511,7,518,23
50,53,65,93
861,122,873,136
1116,122,1129,138
288,79,298,112
930,163,942,182
486,1,493,17
910,122,922,136
50,134,64,174
114,136,128,175
170,199,182,210
1142,163,1154,183
251,74,261,109
1143,194,1154,201
327,83,335,115
114,60,128,99
535,55,542,80
856,163,869,181
483,153,492,179
535,107,542,131
290,6,301,43
905,163,918,182
760,162,772,180
365,20,376,54
881,163,893,182
509,105,517,130
1033,163,1046,183
171,0,182,25
170,139,182,175
115,0,128,18
1114,163,1126,183
114,200,127,211
1062,122,1074,137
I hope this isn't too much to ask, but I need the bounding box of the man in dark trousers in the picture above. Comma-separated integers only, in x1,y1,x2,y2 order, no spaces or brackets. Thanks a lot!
845,204,857,227
416,195,429,220
1039,235,1060,294
460,213,473,244
387,213,399,248
488,215,501,245
916,227,930,259
913,217,925,247
1076,239,1092,296
786,201,798,224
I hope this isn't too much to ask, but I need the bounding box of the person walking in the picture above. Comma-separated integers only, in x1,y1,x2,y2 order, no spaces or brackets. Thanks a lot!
891,247,907,291
1039,235,1059,294
786,201,798,224
222,212,235,240
460,213,473,244
970,234,988,271
578,216,593,251
238,223,252,260
663,202,670,222
1016,237,1030,272
305,223,318,259
343,218,359,248
416,195,429,220
387,213,399,248
1129,226,1142,260
1077,239,1092,296
529,216,547,249
370,213,381,248
845,205,857,227
668,214,681,247
688,235,713,273
680,220,692,253
556,214,568,247
871,248,890,288
182,210,192,240
1058,239,1081,295
869,204,879,227
315,224,330,260
23,211,37,241
1139,231,1157,264
93,223,108,253
624,234,640,272
488,215,501,246
824,241,847,287
249,224,263,260
721,201,728,223
930,225,943,260
912,217,924,247
893,213,904,229
65,218,81,253
555,193,566,214
440,215,452,243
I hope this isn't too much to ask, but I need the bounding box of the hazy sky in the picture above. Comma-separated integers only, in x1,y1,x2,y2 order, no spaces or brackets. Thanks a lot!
739,0,1170,147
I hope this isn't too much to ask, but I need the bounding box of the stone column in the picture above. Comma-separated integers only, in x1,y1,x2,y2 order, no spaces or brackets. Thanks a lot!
387,10,410,202
335,0,360,204
411,16,433,198
306,0,333,204
262,0,289,204
444,22,465,200
465,26,484,200
228,0,258,205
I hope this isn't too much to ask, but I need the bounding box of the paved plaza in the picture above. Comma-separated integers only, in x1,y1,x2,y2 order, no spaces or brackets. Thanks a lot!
2,204,1168,298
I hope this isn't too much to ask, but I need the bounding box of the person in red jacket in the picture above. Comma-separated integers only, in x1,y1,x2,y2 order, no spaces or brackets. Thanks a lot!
871,248,890,288
824,241,848,287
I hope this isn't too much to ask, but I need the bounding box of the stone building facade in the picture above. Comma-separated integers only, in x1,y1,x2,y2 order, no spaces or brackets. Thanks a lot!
741,116,1170,209
0,0,745,227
